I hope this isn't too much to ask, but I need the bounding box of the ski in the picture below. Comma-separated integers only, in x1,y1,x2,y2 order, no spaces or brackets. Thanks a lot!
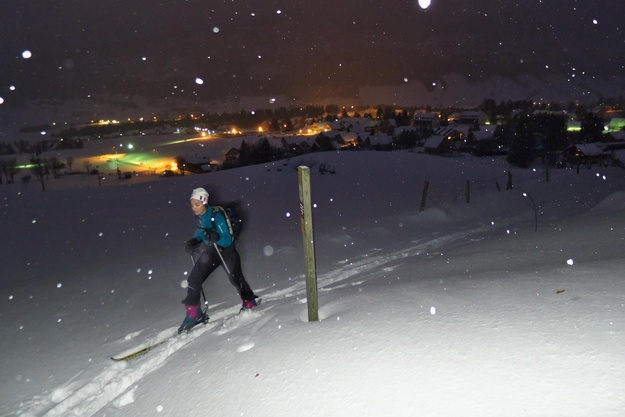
110,314,209,362
110,299,261,361
110,338,170,362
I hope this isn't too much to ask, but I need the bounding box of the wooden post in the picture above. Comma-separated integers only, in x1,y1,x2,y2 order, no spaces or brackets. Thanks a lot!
298,166,319,322
506,170,513,190
419,180,429,212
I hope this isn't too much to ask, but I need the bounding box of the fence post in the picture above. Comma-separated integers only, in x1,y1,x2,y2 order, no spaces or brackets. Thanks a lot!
506,170,513,190
298,166,319,322
419,180,429,212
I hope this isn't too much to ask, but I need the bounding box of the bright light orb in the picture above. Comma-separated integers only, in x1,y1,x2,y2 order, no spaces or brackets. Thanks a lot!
195,77,204,85
418,0,431,9
22,50,32,59
0,97,3,105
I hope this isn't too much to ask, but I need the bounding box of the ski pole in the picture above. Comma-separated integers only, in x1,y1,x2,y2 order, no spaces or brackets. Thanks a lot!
213,242,234,279
190,253,209,314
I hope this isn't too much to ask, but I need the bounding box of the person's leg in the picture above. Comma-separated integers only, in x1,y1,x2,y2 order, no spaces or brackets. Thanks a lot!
178,248,221,333
182,248,220,307
221,246,256,302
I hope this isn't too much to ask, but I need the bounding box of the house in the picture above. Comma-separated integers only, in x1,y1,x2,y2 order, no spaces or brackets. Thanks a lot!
327,121,343,131
340,117,376,134
224,147,240,163
339,131,359,145
393,126,419,137
465,130,503,155
423,135,453,154
604,130,625,142
563,143,607,166
183,156,217,173
434,125,464,141
315,130,344,150
364,133,393,148
455,110,488,125
308,122,333,134
413,112,440,130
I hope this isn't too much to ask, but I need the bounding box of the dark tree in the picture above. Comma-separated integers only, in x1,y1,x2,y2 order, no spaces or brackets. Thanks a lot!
579,112,604,143
533,113,568,153
507,114,536,168
395,130,418,149
479,98,497,125
315,134,334,152
238,140,251,166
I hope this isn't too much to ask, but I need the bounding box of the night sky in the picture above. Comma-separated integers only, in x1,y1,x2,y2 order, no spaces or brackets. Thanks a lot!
0,0,623,108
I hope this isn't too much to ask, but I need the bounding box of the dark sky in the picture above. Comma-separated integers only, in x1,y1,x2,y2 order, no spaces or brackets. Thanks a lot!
0,0,623,107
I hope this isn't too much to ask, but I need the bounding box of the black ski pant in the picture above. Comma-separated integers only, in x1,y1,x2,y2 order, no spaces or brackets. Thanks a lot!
182,243,255,307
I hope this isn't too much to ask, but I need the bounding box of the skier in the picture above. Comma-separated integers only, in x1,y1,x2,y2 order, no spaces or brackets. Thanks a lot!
179,187,259,333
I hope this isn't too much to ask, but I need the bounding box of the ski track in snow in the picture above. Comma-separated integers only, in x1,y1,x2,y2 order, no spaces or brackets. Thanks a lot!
14,219,511,417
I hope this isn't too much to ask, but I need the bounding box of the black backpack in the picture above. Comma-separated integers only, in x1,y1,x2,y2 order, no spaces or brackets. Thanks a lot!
210,201,244,242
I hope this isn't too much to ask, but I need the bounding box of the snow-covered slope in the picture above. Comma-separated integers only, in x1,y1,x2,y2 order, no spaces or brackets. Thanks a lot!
1,150,624,417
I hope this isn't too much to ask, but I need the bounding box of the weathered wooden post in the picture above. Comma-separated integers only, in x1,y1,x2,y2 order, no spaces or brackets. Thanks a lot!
298,166,319,322
506,170,513,190
419,180,429,212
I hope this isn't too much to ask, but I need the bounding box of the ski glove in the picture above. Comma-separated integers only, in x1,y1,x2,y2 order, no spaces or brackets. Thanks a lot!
203,229,220,244
185,238,201,254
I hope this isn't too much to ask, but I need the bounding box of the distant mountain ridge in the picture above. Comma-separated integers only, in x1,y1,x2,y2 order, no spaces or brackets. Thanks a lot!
1,72,623,134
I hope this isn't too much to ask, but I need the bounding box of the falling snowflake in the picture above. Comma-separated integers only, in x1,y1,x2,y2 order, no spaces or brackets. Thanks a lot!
418,0,431,9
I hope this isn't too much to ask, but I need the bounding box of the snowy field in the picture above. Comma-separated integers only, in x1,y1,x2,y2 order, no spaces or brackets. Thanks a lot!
1,136,625,416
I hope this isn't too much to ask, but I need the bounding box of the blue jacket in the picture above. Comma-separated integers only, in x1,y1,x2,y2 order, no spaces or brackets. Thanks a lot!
193,207,233,248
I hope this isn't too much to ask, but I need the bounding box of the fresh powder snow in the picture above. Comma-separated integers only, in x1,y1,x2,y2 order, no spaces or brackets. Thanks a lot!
1,134,624,416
